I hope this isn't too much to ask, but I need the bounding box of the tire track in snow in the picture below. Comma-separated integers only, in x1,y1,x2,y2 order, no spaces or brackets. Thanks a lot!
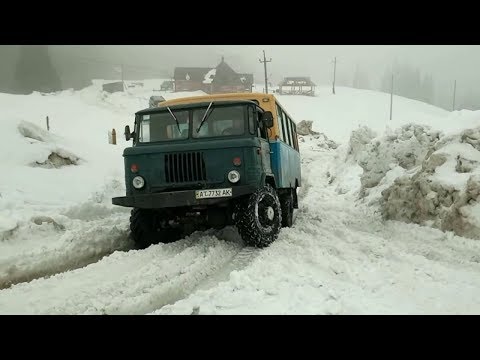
0,228,251,314
188,246,261,293
0,213,132,290
0,178,134,289
151,226,261,311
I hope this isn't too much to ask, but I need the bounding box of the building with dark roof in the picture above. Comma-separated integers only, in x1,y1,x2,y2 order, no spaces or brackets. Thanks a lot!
173,57,253,94
278,77,316,96
102,81,125,93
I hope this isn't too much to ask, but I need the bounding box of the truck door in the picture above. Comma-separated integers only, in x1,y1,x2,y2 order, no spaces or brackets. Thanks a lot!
256,109,272,176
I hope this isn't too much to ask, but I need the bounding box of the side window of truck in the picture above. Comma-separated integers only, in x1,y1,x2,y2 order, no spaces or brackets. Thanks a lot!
248,105,256,135
248,105,268,140
256,108,268,140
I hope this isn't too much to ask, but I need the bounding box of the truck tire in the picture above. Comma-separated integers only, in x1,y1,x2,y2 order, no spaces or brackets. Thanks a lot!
130,208,182,249
280,190,294,228
235,184,282,248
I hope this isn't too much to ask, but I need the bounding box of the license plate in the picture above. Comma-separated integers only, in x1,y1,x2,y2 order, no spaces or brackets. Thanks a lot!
195,188,233,199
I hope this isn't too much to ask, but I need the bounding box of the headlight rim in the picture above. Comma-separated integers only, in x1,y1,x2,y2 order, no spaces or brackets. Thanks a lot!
227,170,241,184
132,175,145,189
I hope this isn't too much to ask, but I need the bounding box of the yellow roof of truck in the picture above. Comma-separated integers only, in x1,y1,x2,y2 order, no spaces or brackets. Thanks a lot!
160,92,276,107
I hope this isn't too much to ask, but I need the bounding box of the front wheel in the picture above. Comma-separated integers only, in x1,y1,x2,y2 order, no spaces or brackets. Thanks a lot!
129,208,183,249
235,185,282,248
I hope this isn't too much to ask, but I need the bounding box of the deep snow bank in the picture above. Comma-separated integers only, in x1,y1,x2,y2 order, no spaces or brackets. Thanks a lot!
382,127,480,239
343,122,480,240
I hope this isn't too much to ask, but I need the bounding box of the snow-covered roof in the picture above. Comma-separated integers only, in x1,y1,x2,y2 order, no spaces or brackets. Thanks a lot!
203,69,217,84
174,61,253,87
174,67,212,82
279,77,316,87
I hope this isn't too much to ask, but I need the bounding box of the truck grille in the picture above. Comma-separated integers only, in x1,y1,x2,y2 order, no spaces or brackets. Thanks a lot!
165,152,206,183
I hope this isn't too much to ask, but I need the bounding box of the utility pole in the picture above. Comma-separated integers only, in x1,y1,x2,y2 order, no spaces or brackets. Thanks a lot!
121,64,126,91
332,56,337,94
453,79,457,111
390,72,394,120
259,50,272,94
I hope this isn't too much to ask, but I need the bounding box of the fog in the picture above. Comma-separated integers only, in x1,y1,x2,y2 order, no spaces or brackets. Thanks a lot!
1,45,480,110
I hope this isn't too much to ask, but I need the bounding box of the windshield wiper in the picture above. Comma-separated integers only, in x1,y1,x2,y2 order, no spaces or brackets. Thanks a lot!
196,102,214,133
166,106,181,134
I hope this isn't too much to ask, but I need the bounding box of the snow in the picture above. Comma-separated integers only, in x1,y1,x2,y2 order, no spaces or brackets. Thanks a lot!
0,88,134,287
432,143,480,191
0,230,245,314
275,87,480,143
203,69,216,84
463,203,480,225
2,82,480,314
348,123,480,242
0,215,17,238
362,165,407,205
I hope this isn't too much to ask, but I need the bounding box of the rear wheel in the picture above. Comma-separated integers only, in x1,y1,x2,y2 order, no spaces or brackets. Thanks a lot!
280,190,294,228
130,208,183,249
235,184,282,248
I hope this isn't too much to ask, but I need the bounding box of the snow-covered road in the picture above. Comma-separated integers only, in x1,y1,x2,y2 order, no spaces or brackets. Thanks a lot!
0,229,250,314
0,211,131,290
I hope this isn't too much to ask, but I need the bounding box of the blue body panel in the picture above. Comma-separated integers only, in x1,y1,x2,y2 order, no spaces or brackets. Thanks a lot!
269,140,302,189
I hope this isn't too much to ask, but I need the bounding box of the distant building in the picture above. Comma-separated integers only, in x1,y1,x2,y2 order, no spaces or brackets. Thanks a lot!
278,77,316,96
102,81,124,93
161,80,174,91
173,57,253,94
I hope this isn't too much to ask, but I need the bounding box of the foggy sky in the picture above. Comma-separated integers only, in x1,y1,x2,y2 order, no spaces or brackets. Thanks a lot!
2,45,480,109
49,45,480,88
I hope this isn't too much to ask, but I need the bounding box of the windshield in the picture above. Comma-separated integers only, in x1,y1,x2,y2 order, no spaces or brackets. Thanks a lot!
138,110,189,143
136,104,249,143
192,105,245,138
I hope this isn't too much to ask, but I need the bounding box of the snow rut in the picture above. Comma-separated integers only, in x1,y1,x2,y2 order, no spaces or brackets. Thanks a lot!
0,214,132,290
190,246,260,294
0,230,247,314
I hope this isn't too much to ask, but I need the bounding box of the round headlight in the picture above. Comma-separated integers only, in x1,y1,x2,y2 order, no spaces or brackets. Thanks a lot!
227,170,240,183
132,176,145,189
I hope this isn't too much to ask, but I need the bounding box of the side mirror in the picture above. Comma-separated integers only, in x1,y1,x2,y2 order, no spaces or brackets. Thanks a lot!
261,111,274,128
125,125,132,141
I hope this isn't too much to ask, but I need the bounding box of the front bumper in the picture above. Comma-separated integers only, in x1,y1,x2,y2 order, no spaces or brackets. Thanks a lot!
112,185,256,209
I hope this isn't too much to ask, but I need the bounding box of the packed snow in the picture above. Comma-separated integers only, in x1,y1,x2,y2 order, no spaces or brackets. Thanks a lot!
2,81,480,314
376,127,480,241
